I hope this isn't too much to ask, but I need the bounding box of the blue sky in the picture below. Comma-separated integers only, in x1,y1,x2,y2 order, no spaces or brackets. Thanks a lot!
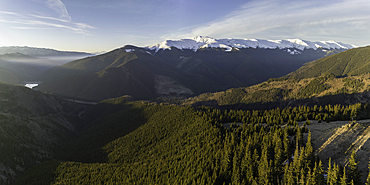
0,0,369,52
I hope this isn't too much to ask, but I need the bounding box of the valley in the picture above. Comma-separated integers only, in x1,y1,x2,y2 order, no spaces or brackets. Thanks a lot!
1,39,370,184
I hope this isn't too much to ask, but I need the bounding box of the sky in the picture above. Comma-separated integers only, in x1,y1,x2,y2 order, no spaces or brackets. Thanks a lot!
0,0,369,52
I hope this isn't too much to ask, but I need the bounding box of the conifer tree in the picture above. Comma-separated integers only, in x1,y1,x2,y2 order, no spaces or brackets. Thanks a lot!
365,158,370,185
333,164,340,185
305,130,315,169
295,125,303,147
341,168,347,185
283,127,290,159
285,163,295,185
232,154,241,185
313,161,325,185
241,149,253,184
258,147,271,185
306,169,314,185
348,150,362,185
328,158,333,185
273,131,283,184
292,145,301,182
299,167,306,185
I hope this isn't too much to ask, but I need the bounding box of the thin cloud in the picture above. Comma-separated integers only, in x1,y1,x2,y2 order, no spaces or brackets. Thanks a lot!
29,14,70,23
12,26,53,30
32,0,71,20
46,0,71,20
0,11,18,15
163,0,370,45
0,11,95,35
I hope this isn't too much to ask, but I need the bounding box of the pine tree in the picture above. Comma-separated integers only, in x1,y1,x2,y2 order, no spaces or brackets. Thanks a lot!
348,150,362,185
241,149,253,184
340,168,347,185
285,163,295,185
306,169,314,185
232,154,241,185
292,145,301,182
305,130,315,169
328,158,333,185
283,127,290,159
313,161,325,185
295,125,303,147
258,147,271,185
273,131,283,184
333,164,340,185
365,158,370,185
299,167,306,184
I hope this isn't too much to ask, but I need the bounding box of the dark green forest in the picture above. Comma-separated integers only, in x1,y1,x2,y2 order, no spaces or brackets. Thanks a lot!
13,98,370,184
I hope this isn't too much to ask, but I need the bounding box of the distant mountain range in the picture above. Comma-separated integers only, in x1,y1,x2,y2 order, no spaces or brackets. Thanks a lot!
35,36,356,101
147,36,355,53
0,47,93,84
0,46,91,56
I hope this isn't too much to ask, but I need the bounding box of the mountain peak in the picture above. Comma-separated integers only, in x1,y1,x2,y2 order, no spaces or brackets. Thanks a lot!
147,36,356,54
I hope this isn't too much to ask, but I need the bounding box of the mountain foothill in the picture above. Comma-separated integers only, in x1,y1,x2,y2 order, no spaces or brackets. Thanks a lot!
2,37,370,184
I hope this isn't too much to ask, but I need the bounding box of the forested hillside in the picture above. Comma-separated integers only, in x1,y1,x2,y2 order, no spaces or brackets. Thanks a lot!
0,82,86,184
0,67,21,84
184,74,370,110
13,96,370,184
287,46,370,79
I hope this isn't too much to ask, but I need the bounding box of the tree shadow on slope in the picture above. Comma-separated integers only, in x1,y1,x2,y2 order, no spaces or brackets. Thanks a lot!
55,99,148,164
12,160,61,185
192,91,370,117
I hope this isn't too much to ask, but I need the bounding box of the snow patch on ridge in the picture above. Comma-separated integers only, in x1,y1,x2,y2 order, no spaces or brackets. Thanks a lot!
125,49,135,52
147,36,356,54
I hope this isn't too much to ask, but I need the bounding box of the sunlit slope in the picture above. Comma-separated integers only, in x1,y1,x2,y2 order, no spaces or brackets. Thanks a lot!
38,46,244,101
287,46,370,79
184,74,370,109
0,82,84,184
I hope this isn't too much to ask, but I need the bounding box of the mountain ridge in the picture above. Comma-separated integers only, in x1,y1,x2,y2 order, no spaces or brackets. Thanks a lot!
36,41,354,101
0,46,91,57
147,36,356,53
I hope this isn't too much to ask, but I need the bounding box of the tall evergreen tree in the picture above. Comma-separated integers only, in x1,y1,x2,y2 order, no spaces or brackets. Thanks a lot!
258,147,271,185
305,130,315,169
283,127,290,159
314,161,325,185
232,154,241,185
365,158,370,185
341,168,348,185
348,150,362,185
327,158,333,185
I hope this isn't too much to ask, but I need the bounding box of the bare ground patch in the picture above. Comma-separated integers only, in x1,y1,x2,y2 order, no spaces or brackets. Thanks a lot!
305,119,370,182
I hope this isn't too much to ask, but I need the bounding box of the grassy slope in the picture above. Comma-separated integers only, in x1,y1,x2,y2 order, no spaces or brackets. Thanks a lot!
287,46,370,79
184,74,370,109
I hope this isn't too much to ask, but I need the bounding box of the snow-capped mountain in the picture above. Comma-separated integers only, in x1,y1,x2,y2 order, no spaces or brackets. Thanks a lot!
147,36,356,53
